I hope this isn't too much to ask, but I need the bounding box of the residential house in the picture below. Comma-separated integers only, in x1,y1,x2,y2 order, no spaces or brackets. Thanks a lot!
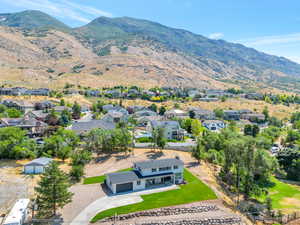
127,105,146,114
187,89,200,98
53,106,71,113
223,110,240,120
238,109,253,115
189,107,215,120
25,88,50,96
245,93,264,100
85,90,101,97
24,157,53,174
2,100,34,113
198,97,219,102
147,120,185,140
0,117,48,136
136,115,163,127
134,110,157,118
34,100,54,110
203,120,226,132
25,110,49,121
104,89,122,98
70,119,116,135
106,158,184,194
164,109,188,119
102,111,128,124
240,113,266,122
102,105,128,115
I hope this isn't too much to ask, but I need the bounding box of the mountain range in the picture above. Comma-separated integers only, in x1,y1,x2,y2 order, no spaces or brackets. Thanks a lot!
0,10,299,93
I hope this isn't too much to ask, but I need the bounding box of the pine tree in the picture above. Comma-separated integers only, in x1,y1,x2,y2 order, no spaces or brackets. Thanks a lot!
35,162,73,218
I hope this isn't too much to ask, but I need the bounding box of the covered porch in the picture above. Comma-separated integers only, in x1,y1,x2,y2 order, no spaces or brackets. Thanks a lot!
145,174,175,189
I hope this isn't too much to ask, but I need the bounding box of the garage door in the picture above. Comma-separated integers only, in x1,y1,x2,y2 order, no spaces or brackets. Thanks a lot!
116,182,133,193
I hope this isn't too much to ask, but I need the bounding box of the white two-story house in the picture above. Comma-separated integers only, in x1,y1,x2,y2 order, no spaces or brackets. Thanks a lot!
105,158,184,194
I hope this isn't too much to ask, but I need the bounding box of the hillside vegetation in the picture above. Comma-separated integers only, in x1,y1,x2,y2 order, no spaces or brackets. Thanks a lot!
0,10,300,93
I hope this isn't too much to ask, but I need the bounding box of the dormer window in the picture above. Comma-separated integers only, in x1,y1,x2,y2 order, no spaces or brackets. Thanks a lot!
152,168,157,172
174,165,178,169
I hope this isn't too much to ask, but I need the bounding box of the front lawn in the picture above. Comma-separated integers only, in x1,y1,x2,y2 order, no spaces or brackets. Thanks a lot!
91,169,217,223
257,177,300,211
83,168,132,185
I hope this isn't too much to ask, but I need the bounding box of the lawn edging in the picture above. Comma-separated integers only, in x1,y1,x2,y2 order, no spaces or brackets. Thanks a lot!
90,168,217,223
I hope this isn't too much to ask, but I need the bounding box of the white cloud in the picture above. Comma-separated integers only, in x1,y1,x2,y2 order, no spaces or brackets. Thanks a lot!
209,32,224,40
2,0,113,24
237,33,300,47
236,33,300,64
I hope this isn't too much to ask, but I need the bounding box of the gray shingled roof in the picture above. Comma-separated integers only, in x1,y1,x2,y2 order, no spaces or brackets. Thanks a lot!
107,171,139,184
134,158,184,169
25,157,53,166
71,120,116,134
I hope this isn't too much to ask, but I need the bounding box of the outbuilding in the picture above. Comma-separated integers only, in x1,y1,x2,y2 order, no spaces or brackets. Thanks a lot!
24,157,53,174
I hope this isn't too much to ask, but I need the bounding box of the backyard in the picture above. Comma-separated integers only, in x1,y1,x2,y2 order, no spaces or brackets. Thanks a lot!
90,168,217,223
258,177,300,213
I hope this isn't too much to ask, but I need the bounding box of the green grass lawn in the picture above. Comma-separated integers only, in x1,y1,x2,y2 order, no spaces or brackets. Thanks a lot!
83,168,132,185
91,169,217,223
257,177,300,210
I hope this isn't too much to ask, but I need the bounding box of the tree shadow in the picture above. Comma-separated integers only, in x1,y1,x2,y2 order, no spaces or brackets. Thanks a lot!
145,150,164,159
185,161,199,168
114,154,130,161
94,154,110,163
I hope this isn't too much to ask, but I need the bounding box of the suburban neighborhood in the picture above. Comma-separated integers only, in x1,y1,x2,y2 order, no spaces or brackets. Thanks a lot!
1,2,300,225
0,84,299,225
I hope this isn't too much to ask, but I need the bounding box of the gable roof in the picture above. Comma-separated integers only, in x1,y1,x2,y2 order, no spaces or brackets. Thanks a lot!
25,157,52,166
150,120,180,129
107,171,139,184
134,158,184,169
71,119,115,134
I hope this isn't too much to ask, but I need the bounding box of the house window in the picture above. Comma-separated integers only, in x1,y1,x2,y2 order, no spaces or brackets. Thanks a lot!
137,180,141,185
152,168,157,172
159,166,171,171
174,165,178,169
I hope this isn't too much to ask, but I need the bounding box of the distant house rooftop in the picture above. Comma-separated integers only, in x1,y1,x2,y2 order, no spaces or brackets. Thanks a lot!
25,157,53,166
134,158,184,170
106,171,139,184
71,119,115,134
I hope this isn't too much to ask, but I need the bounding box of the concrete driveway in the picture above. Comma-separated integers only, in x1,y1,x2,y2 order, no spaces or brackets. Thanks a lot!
68,185,178,225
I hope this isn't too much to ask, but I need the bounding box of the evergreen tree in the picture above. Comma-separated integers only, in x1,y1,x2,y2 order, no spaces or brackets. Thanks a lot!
72,101,81,119
263,106,269,121
148,103,157,112
189,110,196,119
35,162,73,218
159,106,166,115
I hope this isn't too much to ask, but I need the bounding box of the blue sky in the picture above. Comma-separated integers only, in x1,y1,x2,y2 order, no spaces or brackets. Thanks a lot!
1,0,300,62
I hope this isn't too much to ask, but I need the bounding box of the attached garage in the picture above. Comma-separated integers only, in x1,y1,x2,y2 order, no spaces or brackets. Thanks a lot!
24,157,53,174
106,171,140,194
116,182,133,193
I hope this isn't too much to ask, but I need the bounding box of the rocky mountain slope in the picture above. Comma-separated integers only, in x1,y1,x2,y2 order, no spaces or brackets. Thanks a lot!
0,10,299,92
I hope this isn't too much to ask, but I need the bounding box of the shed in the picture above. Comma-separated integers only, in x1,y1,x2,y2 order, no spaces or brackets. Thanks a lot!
24,157,53,174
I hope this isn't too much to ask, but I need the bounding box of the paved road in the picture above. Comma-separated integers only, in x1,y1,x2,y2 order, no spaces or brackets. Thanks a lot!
69,185,178,225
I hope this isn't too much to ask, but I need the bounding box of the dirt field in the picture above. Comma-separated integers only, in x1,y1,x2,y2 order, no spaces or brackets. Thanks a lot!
0,159,70,214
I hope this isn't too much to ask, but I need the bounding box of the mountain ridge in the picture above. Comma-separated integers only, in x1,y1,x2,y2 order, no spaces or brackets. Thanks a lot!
0,10,299,93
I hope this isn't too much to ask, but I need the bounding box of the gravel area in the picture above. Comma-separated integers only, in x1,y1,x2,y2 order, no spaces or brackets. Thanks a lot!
60,183,105,225
95,201,245,225
0,160,33,213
